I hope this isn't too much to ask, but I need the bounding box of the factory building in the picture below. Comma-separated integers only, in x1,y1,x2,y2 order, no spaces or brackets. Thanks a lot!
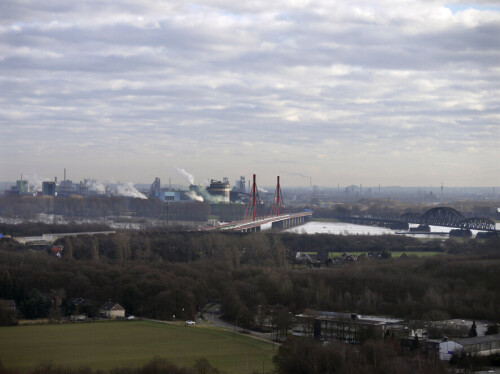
150,177,181,202
16,180,29,194
234,176,246,193
58,179,73,194
42,181,56,196
5,178,31,196
207,178,231,203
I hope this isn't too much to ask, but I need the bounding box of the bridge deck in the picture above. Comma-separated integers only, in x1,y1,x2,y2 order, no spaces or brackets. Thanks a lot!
202,212,312,231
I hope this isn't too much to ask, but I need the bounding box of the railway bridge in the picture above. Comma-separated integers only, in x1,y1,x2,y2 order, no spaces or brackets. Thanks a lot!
337,207,496,233
400,207,496,231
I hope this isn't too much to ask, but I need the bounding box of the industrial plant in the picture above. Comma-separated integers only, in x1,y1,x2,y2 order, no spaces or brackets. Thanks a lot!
3,169,263,206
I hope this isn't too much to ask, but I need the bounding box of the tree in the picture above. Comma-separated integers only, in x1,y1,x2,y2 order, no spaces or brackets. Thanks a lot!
64,237,74,260
91,238,99,263
0,300,17,326
193,358,221,374
469,320,477,337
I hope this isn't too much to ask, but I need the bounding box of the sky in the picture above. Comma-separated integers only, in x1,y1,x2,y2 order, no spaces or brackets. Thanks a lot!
1,0,499,188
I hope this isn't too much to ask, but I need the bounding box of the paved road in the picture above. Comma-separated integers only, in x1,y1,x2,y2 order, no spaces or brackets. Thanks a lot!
141,303,280,348
199,304,277,344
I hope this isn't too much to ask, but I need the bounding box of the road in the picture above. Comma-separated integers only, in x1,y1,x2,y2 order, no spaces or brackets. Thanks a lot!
140,304,279,348
198,304,277,345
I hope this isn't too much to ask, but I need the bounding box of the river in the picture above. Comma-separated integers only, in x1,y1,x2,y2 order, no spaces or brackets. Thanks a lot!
283,221,500,237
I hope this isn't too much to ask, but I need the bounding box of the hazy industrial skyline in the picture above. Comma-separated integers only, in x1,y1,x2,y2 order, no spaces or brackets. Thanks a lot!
1,1,499,187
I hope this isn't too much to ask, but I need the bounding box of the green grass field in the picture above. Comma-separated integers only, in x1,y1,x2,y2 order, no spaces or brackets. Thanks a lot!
0,320,275,373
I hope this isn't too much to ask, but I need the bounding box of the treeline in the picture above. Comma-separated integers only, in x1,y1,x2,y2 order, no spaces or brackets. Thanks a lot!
280,232,443,253
59,231,444,263
312,200,498,220
1,230,499,327
273,337,447,374
0,222,112,237
0,358,225,374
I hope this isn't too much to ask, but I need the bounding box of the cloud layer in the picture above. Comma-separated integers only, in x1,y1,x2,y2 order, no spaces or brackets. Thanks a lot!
1,0,499,186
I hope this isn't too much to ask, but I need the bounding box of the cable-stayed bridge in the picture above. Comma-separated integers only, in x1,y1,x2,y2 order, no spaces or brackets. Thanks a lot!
202,175,312,232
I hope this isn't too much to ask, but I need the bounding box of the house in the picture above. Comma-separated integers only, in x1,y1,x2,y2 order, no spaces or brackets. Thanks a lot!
439,334,500,361
71,297,95,318
99,300,125,319
49,245,64,258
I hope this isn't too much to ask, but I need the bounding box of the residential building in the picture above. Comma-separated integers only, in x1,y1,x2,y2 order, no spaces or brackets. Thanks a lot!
99,300,125,319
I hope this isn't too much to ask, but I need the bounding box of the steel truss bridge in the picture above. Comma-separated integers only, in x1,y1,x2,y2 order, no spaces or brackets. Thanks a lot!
202,175,312,232
400,207,496,231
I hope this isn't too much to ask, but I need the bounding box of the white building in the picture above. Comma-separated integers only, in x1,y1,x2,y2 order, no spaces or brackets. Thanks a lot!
439,334,500,361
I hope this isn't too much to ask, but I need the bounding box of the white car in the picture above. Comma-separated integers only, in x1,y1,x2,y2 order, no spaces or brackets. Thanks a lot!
185,320,196,325
127,315,135,320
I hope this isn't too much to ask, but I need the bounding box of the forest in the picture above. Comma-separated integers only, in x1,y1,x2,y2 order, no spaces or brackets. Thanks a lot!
1,224,499,372
0,228,499,328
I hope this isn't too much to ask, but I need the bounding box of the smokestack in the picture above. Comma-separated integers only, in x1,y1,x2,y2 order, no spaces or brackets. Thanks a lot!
55,176,57,184
64,168,66,181
309,177,312,188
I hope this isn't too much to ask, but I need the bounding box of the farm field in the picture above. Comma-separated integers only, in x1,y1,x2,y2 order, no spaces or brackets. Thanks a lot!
0,320,275,373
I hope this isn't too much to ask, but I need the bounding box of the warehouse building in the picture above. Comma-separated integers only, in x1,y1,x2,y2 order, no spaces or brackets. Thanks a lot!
439,334,500,361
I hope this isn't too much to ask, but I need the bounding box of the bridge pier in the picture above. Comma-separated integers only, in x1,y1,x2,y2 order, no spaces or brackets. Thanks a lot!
272,215,307,230
241,226,261,233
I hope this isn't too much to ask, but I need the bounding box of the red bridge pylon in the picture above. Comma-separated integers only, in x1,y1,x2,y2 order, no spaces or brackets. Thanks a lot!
243,174,262,222
270,176,285,217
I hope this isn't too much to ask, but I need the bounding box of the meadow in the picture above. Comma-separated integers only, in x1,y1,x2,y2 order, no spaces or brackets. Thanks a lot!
0,320,275,373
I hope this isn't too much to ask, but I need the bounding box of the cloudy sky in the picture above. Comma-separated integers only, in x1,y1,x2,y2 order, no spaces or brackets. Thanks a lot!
1,0,499,187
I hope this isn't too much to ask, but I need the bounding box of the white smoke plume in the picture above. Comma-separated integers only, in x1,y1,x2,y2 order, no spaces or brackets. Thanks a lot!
85,179,106,194
200,189,226,203
115,182,147,199
186,191,204,202
289,173,309,179
258,187,269,193
27,174,49,193
175,166,195,185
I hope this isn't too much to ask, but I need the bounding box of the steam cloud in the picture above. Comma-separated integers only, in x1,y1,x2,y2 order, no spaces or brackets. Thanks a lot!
175,166,195,185
186,191,204,202
85,179,106,194
26,174,47,193
289,173,310,179
115,182,147,199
